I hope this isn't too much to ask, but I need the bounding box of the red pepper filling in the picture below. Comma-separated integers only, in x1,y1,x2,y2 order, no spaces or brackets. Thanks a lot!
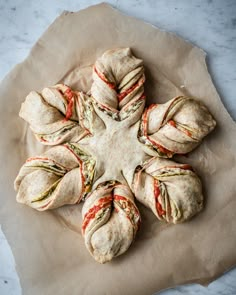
140,93,146,100
168,119,176,127
82,193,141,234
142,108,148,130
168,119,192,138
63,88,75,121
117,77,143,102
154,179,166,217
114,195,141,230
114,195,139,215
160,96,181,126
25,156,68,170
149,138,173,155
40,199,53,210
184,130,192,137
141,106,173,156
94,66,116,90
26,157,50,163
148,104,158,110
82,195,113,234
39,137,47,142
162,97,193,138
39,135,63,143
163,164,193,171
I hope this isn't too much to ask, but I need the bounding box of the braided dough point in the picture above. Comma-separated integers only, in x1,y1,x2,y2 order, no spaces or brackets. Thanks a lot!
19,84,101,145
133,157,203,224
14,143,96,210
82,181,141,263
91,48,146,122
139,96,216,157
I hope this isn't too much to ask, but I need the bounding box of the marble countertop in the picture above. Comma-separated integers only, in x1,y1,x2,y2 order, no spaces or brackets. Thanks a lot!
0,1,235,294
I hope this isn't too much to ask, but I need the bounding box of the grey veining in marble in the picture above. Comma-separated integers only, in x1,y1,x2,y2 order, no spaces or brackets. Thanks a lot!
0,1,236,295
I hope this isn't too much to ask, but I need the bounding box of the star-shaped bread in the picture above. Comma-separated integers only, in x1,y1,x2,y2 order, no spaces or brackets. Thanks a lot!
15,48,216,263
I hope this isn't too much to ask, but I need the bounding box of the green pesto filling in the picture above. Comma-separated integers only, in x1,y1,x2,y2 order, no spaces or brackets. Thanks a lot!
83,99,94,130
154,172,190,178
66,143,96,198
119,99,143,120
25,163,66,176
138,119,171,158
31,178,61,203
95,98,143,121
66,143,90,162
95,208,109,222
96,102,119,120
83,159,96,196
36,123,76,142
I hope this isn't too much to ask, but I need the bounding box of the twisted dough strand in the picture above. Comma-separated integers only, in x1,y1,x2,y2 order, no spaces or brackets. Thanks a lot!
138,96,216,157
82,181,141,263
20,84,95,145
133,157,203,224
14,143,96,210
91,48,146,121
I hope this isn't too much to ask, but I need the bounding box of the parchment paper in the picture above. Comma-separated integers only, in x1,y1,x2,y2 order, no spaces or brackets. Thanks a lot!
0,3,236,295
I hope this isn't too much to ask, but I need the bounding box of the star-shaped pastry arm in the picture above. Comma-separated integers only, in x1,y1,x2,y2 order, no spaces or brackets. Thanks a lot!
91,47,146,123
132,157,203,224
14,143,96,210
82,181,141,264
19,84,103,145
138,96,216,157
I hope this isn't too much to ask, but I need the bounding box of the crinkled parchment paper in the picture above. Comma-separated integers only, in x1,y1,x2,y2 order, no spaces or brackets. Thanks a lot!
0,3,236,295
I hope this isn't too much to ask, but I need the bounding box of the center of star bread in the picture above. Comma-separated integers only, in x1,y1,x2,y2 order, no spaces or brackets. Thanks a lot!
78,116,149,189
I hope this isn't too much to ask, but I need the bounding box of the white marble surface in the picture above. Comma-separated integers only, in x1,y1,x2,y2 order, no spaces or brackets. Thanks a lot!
0,1,236,294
